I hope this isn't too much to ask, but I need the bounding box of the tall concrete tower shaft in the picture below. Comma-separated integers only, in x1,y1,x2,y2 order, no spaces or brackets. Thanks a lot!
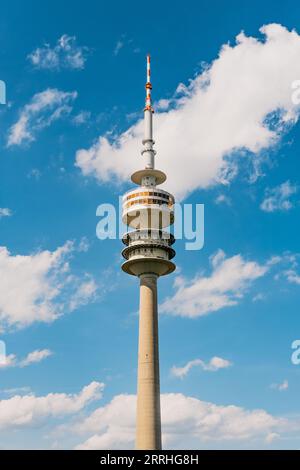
136,273,161,449
122,55,176,450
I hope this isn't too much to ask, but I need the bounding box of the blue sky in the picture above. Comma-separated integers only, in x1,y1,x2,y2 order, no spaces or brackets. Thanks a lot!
0,0,300,449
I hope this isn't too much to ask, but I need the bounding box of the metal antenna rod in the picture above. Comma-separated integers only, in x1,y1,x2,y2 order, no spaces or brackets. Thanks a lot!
145,54,153,111
143,54,155,170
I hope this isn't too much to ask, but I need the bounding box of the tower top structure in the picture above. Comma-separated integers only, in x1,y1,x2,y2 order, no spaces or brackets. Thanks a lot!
131,55,166,186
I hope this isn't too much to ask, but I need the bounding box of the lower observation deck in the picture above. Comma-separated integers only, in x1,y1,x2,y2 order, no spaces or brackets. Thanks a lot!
121,229,176,277
122,229,175,246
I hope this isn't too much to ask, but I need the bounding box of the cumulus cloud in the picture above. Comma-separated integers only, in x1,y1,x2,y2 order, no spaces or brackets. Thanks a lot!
0,349,52,369
74,393,288,450
171,356,232,378
160,250,268,318
1,385,298,448
0,381,103,430
28,35,89,70
0,241,98,331
76,24,300,199
74,394,135,449
7,88,77,147
260,181,298,212
19,349,53,368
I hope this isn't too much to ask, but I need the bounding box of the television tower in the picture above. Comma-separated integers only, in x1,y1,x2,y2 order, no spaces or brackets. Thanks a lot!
122,55,176,450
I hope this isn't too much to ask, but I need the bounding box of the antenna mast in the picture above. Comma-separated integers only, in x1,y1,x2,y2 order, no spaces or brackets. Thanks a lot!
142,54,155,170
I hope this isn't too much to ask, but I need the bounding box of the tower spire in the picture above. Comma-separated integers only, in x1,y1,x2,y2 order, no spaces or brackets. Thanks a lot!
142,54,155,170
145,54,153,111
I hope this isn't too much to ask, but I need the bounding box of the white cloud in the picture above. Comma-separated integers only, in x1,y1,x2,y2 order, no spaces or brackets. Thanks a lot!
0,381,103,430
155,98,171,111
260,181,298,212
7,88,77,147
160,250,268,318
19,349,53,367
171,356,232,378
68,276,97,311
28,35,89,70
271,380,289,391
0,241,98,331
78,237,90,253
284,269,300,285
0,208,12,219
76,24,300,200
1,385,298,448
270,253,300,285
0,349,52,369
204,356,231,371
74,394,135,449
173,357,232,376
266,253,300,286
74,392,287,449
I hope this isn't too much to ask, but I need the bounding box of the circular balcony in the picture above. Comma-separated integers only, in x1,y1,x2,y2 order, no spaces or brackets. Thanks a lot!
131,168,166,186
121,229,176,277
122,229,175,246
122,243,175,262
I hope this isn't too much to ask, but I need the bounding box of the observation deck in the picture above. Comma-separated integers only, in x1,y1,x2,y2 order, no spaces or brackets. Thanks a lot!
122,187,175,229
